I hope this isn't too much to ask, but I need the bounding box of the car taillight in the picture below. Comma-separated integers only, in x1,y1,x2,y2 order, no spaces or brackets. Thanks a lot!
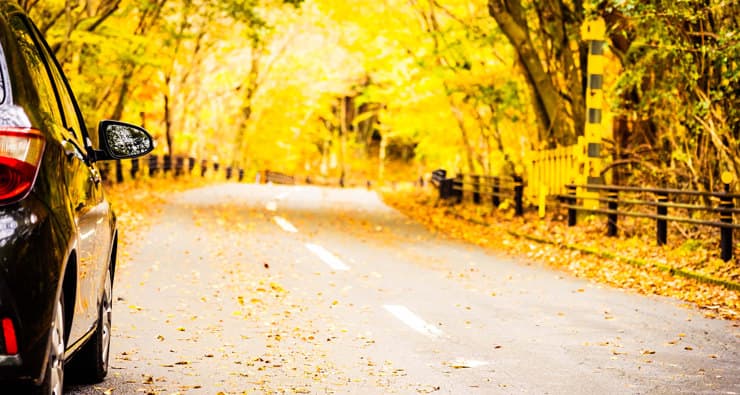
1,317,18,355
0,128,45,205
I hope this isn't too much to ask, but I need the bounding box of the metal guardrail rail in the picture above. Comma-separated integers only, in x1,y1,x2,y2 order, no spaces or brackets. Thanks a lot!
100,155,247,183
430,169,458,200
263,170,296,185
431,170,524,216
430,168,737,262
558,183,738,261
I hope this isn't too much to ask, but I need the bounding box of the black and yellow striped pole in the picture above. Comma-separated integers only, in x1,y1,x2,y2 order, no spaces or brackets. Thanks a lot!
720,171,734,261
580,18,607,210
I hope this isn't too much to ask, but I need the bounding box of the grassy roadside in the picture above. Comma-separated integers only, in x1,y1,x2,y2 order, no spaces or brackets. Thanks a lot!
382,187,739,321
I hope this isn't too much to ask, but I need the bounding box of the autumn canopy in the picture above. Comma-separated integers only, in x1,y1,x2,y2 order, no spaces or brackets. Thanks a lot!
21,0,739,191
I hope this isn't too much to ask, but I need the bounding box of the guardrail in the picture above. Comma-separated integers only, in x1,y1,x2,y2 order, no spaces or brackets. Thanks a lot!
99,156,388,190
559,183,739,261
430,168,737,261
263,170,295,185
99,155,247,183
430,169,459,200
432,169,524,216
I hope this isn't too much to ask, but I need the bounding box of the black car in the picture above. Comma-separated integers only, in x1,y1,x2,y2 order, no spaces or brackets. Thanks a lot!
0,3,153,394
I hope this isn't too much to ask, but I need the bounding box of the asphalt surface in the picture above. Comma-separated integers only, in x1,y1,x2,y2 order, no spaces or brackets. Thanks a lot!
68,183,739,394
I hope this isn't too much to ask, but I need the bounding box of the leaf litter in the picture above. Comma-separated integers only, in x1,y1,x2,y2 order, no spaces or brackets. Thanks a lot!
382,188,739,320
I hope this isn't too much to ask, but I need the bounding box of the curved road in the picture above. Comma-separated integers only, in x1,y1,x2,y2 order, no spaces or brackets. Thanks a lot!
68,183,739,394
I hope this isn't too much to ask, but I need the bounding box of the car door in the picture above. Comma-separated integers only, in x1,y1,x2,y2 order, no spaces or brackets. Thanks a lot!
13,16,104,343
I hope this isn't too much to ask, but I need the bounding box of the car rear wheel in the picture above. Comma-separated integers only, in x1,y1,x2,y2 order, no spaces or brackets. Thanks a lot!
69,268,112,383
32,292,65,395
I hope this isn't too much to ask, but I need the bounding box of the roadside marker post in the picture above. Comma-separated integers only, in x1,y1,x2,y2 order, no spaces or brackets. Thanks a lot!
720,172,735,262
580,18,607,210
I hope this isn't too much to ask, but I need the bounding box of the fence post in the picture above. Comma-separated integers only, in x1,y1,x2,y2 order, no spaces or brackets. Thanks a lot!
200,159,208,177
454,174,463,204
130,158,139,180
99,162,109,182
226,166,233,180
175,156,184,177
607,188,618,236
656,192,668,246
492,177,500,208
473,175,481,204
720,172,734,262
567,184,577,226
514,175,524,216
163,155,172,174
115,160,123,183
538,184,547,219
148,155,159,177
188,157,196,174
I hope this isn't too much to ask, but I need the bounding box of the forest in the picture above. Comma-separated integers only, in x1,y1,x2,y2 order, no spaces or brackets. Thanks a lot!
18,0,739,192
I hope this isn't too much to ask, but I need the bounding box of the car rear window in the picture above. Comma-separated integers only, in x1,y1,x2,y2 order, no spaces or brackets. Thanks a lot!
5,14,62,126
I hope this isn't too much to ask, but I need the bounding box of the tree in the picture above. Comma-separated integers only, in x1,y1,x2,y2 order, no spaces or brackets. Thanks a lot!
487,0,586,147
600,0,739,191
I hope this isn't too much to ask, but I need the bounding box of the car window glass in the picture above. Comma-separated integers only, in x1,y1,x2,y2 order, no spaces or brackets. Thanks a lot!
30,25,87,144
0,43,8,105
7,15,62,125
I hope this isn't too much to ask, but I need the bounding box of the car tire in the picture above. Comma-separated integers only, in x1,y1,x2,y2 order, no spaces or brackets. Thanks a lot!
32,291,65,395
68,267,112,383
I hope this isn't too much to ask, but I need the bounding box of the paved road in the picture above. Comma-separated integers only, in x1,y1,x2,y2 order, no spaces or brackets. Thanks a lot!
68,183,739,394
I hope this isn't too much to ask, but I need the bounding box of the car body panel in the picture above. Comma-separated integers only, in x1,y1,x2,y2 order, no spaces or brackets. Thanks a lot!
0,2,143,387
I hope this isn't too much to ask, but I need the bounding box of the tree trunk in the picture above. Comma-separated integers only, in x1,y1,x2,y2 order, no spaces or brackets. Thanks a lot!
163,89,173,156
448,96,476,173
231,45,262,165
378,133,387,182
339,96,348,183
488,0,578,146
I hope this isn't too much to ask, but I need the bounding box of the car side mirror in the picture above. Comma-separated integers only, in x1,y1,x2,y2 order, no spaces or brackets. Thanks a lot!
95,120,154,161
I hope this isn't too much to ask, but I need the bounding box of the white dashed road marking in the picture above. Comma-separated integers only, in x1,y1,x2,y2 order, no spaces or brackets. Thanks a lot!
273,216,298,233
266,191,291,212
305,243,350,271
383,305,444,338
446,358,490,369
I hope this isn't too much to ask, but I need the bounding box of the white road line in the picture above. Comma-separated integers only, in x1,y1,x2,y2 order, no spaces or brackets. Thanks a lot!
447,358,490,369
266,191,290,211
383,305,444,338
273,216,298,233
305,243,350,271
